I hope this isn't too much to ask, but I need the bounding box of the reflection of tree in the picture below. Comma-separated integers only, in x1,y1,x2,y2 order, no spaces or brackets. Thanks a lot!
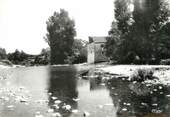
106,78,170,117
48,66,78,117
90,77,106,91
89,69,108,91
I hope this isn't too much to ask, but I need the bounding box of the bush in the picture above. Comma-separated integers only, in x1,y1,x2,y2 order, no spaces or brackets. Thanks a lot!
160,59,170,65
130,68,156,82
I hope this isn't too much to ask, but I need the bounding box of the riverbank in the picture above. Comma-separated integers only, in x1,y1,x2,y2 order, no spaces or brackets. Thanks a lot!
97,65,170,85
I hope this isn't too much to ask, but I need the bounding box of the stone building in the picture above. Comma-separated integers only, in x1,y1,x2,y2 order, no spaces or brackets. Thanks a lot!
87,36,108,63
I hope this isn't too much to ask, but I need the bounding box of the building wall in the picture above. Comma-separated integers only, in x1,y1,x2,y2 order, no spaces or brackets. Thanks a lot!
87,43,95,63
94,43,108,62
87,42,108,63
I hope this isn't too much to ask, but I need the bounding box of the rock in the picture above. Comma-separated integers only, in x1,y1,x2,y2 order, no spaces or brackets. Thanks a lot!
35,111,41,115
48,92,52,96
51,112,61,117
166,95,170,97
158,86,163,89
4,97,9,101
72,98,80,102
7,105,15,110
98,105,103,109
54,100,61,104
51,96,57,100
47,108,54,113
53,104,59,109
141,102,148,106
19,86,25,90
153,89,158,92
160,92,164,94
126,103,131,106
152,103,158,106
104,103,114,106
122,108,127,111
83,111,90,117
35,115,44,117
63,105,71,110
72,109,78,113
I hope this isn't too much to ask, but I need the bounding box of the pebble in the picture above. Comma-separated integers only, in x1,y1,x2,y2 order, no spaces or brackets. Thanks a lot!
35,111,41,115
126,103,131,106
160,92,164,94
73,98,80,102
48,92,52,96
35,115,44,117
153,89,158,92
51,96,57,100
104,103,114,106
7,105,15,109
141,102,147,106
114,93,118,96
122,108,127,111
54,100,62,104
111,87,115,89
98,105,103,109
51,112,61,117
100,83,105,86
36,99,48,104
159,86,163,89
152,103,158,106
63,105,71,110
19,86,25,90
47,108,54,113
166,95,170,97
53,104,59,109
83,111,90,117
20,98,28,103
72,109,78,113
152,109,162,113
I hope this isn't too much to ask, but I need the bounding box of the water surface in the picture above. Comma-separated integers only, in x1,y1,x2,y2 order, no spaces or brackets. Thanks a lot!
0,66,170,117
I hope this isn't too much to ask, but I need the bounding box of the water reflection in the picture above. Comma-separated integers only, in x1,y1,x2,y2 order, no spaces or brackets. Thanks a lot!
106,77,170,117
2,66,169,117
48,66,78,117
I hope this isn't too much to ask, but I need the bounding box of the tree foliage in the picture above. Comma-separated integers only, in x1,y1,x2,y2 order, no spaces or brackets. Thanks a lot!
45,9,76,64
0,47,7,60
71,39,87,64
8,49,28,64
106,0,170,64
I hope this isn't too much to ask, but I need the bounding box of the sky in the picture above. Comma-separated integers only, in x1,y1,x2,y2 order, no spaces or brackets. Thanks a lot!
0,0,115,54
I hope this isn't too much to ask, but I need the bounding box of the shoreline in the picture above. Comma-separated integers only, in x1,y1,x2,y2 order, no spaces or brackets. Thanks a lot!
97,65,170,85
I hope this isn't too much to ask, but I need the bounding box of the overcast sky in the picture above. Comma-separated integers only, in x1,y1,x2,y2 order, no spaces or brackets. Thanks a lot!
0,0,114,54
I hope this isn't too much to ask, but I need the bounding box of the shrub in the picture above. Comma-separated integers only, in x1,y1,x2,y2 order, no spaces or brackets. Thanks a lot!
160,59,170,65
130,68,156,82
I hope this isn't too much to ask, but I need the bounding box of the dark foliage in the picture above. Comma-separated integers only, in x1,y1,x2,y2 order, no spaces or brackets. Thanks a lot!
8,49,28,64
0,47,7,60
45,9,76,65
106,0,170,64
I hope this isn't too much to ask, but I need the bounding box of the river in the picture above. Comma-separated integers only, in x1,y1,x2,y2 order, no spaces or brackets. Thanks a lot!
0,66,170,117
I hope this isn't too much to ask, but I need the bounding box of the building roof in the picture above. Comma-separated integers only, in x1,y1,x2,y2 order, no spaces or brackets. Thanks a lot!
89,36,107,43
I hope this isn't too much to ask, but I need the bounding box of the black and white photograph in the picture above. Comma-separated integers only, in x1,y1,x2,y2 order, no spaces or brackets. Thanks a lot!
0,0,170,117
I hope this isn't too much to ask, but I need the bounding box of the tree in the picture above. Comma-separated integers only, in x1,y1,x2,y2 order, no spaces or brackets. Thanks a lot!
105,0,133,63
0,47,7,60
156,22,170,59
114,0,132,34
45,9,76,64
8,49,28,64
106,0,170,64
132,0,170,63
105,22,121,61
71,39,87,64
